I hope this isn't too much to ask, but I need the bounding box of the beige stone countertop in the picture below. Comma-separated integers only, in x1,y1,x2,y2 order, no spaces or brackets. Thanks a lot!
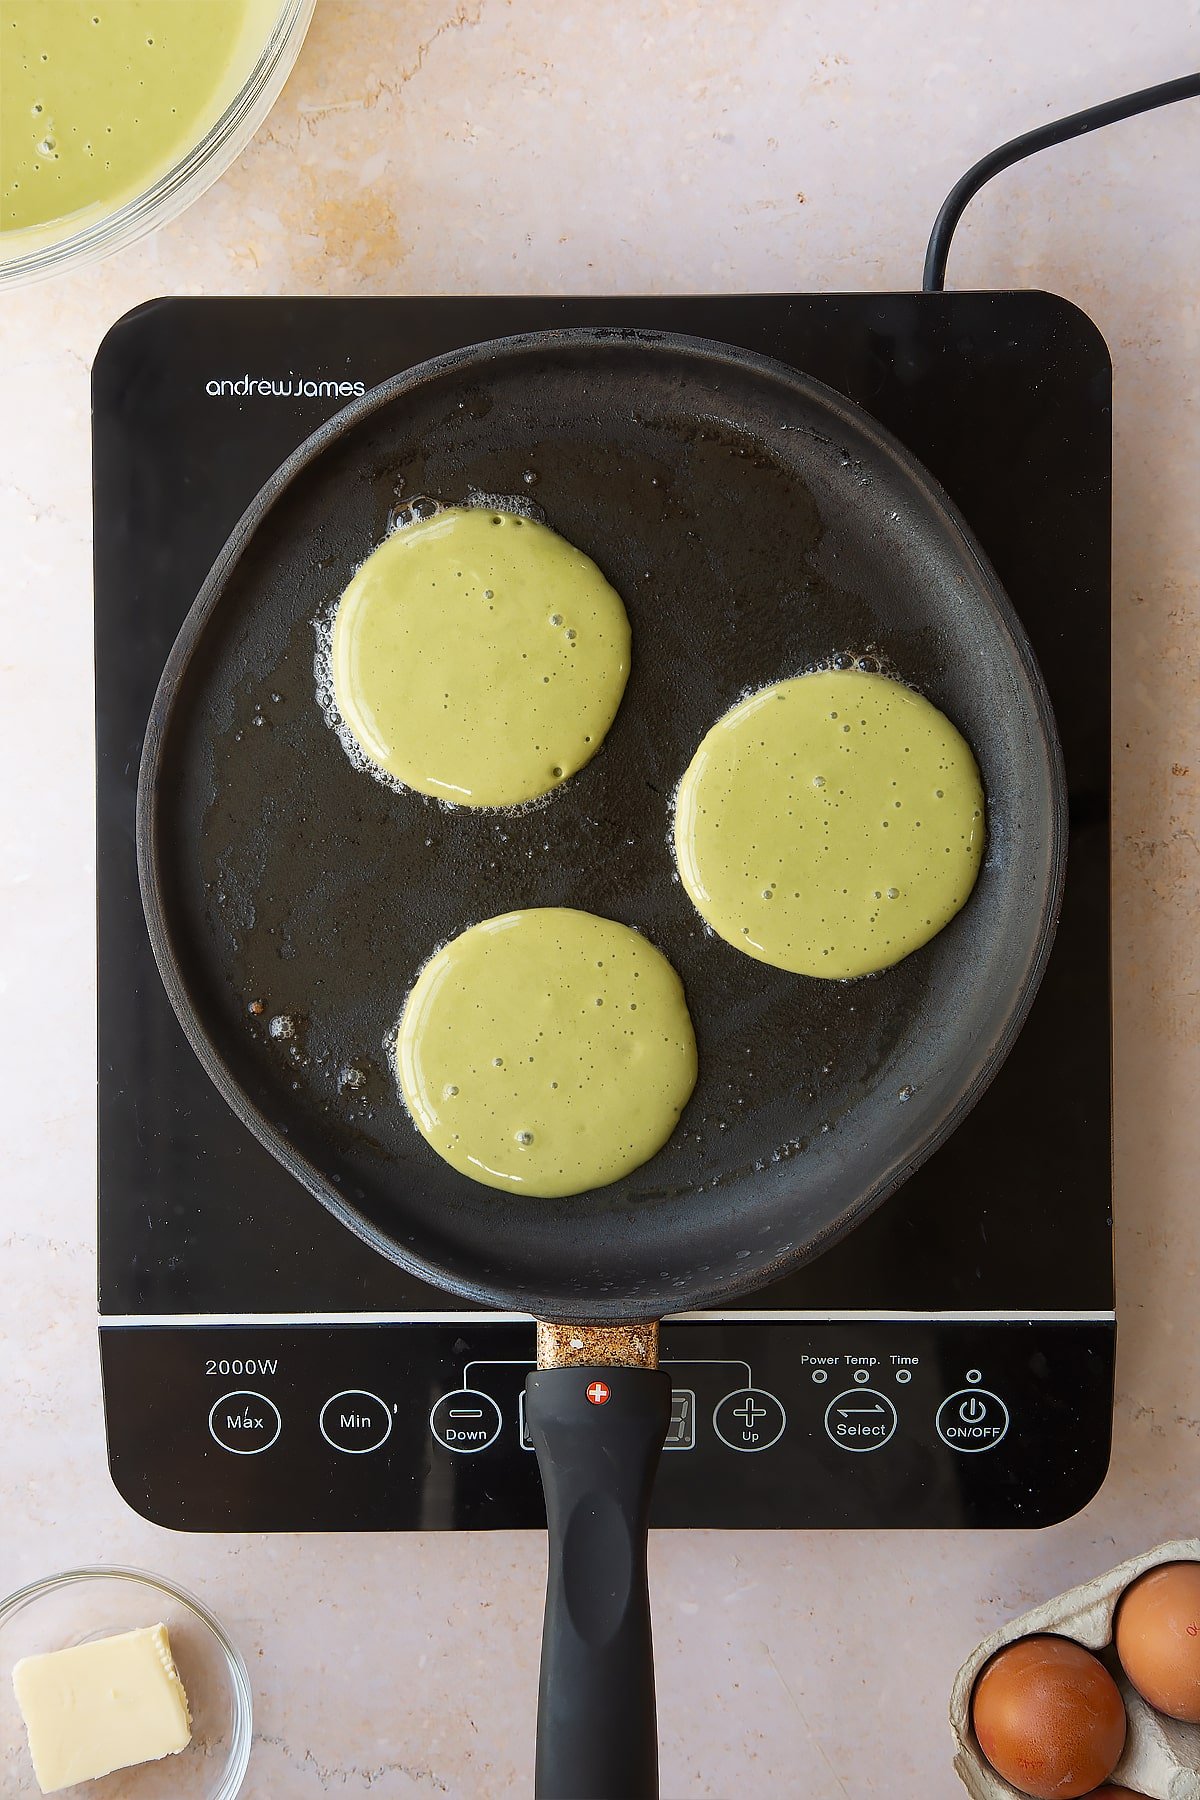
2,1,1198,1793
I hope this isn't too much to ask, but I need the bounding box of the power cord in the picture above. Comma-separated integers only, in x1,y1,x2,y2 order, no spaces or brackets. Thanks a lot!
923,72,1200,291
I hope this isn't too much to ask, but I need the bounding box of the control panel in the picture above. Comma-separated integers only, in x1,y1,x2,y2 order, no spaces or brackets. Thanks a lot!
100,1317,1113,1531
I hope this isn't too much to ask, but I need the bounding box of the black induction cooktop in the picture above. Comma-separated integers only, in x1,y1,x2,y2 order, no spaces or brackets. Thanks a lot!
94,293,1113,1531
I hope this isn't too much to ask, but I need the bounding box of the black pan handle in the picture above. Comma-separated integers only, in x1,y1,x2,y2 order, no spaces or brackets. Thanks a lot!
525,1364,672,1800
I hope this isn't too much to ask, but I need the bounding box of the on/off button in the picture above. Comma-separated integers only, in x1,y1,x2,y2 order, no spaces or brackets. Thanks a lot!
936,1388,1010,1453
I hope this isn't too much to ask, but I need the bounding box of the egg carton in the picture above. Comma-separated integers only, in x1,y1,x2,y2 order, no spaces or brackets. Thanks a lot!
951,1539,1200,1800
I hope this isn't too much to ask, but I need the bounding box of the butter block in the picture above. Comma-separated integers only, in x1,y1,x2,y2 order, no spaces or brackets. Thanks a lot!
13,1623,192,1794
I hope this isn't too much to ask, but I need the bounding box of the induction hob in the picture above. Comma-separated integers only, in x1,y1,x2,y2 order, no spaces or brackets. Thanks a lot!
95,292,1113,1531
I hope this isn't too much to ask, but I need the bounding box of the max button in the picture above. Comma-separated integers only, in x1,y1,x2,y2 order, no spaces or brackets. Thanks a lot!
209,1390,281,1455
712,1388,786,1452
430,1389,503,1454
936,1388,1010,1452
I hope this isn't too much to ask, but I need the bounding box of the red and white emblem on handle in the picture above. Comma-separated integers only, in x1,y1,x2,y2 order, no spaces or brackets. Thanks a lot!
586,1380,611,1406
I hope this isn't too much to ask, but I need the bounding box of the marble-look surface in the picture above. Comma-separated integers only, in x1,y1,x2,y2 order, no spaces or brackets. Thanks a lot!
2,1,1198,1792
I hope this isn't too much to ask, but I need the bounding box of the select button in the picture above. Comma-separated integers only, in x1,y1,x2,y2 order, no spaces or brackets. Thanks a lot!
320,1389,393,1454
208,1390,281,1455
824,1388,898,1452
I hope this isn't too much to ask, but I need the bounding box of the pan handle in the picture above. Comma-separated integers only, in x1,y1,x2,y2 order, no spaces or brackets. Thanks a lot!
525,1363,672,1800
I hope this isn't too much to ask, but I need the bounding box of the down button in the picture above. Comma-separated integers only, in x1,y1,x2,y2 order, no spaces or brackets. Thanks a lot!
430,1389,503,1454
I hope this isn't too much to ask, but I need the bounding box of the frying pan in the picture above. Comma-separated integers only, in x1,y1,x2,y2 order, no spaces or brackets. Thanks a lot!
137,328,1066,1798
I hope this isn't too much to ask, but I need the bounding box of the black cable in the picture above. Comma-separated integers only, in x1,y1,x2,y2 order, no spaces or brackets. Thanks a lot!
923,72,1200,291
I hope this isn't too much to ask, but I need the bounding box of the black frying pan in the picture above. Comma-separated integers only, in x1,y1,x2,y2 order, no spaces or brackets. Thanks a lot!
138,328,1065,1799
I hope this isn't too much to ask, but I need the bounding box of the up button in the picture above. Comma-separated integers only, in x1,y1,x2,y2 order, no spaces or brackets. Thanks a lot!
713,1388,787,1452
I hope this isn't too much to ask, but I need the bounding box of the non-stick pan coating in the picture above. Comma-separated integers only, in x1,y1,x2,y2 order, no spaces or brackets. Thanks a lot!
139,329,1065,1320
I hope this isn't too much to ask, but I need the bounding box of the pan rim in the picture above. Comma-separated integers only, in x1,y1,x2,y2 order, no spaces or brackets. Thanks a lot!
136,324,1068,1322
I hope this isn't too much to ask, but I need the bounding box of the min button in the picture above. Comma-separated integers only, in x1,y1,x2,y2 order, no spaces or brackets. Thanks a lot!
208,1390,281,1455
320,1389,393,1454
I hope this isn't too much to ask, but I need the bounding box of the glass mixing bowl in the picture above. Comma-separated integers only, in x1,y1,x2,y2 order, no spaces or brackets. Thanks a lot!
0,1566,252,1797
0,0,315,288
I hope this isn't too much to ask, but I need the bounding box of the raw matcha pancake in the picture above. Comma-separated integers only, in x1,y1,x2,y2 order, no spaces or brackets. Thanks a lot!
395,908,697,1197
673,670,985,979
331,506,631,808
1,0,277,238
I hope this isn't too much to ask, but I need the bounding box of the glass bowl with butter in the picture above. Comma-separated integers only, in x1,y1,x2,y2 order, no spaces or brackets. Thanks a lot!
0,1567,251,1797
0,0,315,288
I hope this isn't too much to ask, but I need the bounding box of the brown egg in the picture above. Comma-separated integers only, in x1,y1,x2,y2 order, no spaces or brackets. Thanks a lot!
1115,1560,1200,1723
971,1635,1127,1799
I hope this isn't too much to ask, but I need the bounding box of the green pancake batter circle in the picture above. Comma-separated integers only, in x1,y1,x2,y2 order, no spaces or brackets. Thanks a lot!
673,670,986,979
331,506,631,808
395,908,698,1197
